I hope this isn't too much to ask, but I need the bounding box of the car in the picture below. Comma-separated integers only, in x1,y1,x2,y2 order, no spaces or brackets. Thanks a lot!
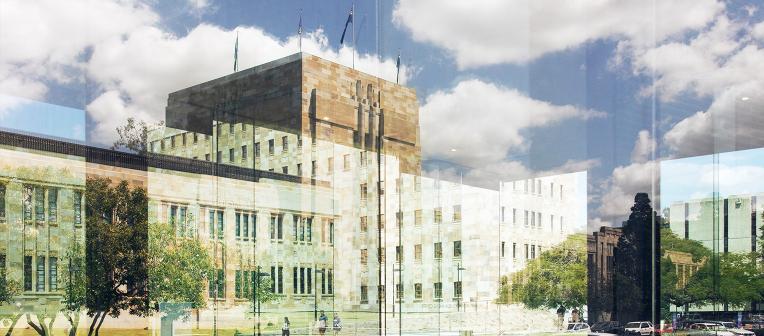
624,321,654,336
565,322,592,333
590,321,622,334
714,321,755,336
687,322,735,336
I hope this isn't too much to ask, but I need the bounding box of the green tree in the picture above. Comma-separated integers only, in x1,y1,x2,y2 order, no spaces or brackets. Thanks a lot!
0,267,21,336
85,177,149,336
659,228,711,319
687,252,762,309
510,234,587,311
60,240,87,336
148,220,213,336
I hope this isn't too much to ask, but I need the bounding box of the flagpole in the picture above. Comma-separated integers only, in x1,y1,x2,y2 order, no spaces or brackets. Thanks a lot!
352,2,355,69
298,9,303,53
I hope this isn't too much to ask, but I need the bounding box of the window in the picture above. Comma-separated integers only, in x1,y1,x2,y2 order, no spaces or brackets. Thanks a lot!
329,220,334,244
306,267,312,294
327,157,334,173
434,242,442,259
47,188,57,222
560,216,564,233
501,241,506,258
414,283,422,300
360,216,367,233
453,241,462,258
512,243,517,259
550,214,555,232
254,142,260,157
182,133,187,146
396,283,403,300
531,211,535,227
360,285,369,303
208,269,224,298
327,270,333,294
453,205,461,222
434,282,443,299
360,151,366,166
537,212,542,229
311,160,317,176
35,187,44,222
282,136,288,152
395,245,403,263
236,213,241,238
23,185,32,221
395,211,402,226
531,245,536,259
306,217,312,242
454,281,463,298
292,267,298,294
551,182,555,197
24,256,32,291
282,166,288,174
524,210,528,226
74,191,82,227
414,244,422,262
343,154,350,170
0,184,6,220
360,183,367,201
170,136,175,148
296,163,302,176
361,249,368,265
205,153,210,161
235,270,242,298
513,208,517,225
293,215,300,241
434,207,442,224
243,213,250,239
268,139,275,155
560,185,564,199
414,210,422,226
36,256,45,292
270,214,283,240
500,206,505,222
525,244,529,259
241,145,248,160
229,148,235,162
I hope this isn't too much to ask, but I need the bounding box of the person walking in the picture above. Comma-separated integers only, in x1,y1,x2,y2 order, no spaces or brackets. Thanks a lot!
556,306,566,330
318,311,328,335
332,313,342,335
282,317,290,336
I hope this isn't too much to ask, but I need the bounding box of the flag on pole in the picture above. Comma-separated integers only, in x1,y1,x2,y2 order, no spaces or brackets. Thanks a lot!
233,31,239,72
340,6,353,45
396,51,401,84
298,9,303,52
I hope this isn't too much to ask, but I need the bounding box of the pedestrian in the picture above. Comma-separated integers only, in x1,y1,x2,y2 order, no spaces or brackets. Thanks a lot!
556,306,566,330
571,308,580,323
332,313,342,335
282,317,290,336
318,311,328,335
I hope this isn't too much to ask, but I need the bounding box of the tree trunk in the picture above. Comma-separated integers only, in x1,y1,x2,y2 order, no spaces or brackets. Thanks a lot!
94,311,107,336
67,311,81,336
87,311,102,336
26,313,46,336
4,313,21,336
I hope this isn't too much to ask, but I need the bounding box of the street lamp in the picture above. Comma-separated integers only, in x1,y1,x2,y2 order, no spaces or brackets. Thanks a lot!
314,269,325,321
456,263,466,312
253,266,271,336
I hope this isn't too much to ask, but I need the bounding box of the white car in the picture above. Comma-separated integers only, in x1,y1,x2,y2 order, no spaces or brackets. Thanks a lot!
565,322,591,333
624,321,654,336
717,322,755,336
688,323,735,336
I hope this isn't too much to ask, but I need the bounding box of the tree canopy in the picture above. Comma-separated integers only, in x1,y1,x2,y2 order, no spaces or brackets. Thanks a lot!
510,233,587,310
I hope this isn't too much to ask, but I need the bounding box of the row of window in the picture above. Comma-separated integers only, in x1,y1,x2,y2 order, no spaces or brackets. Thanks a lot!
12,185,83,227
512,179,564,199
166,205,335,244
13,254,59,293
500,242,543,260
359,281,462,304
500,207,565,232
210,266,336,299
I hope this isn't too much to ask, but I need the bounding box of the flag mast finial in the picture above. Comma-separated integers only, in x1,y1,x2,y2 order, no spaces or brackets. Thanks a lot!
298,9,303,53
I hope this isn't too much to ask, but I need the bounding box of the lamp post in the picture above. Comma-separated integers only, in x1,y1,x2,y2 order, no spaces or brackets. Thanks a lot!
314,269,325,321
456,263,466,312
253,266,271,336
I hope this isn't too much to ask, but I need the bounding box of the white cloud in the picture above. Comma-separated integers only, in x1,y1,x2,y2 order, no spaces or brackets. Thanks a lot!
0,0,157,107
393,0,723,68
755,21,764,41
85,24,411,145
419,79,603,169
597,131,658,219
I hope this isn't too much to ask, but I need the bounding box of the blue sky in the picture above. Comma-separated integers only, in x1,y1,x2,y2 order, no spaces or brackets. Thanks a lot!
2,0,764,229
